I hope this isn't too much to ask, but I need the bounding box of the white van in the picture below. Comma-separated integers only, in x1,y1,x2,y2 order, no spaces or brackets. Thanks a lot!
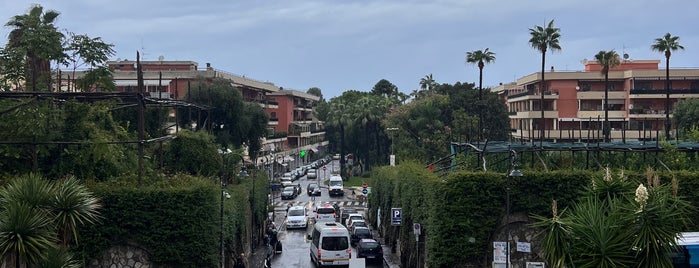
309,222,351,267
328,176,344,196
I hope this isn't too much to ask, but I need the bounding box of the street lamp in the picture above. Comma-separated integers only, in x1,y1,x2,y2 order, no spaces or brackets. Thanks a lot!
387,127,398,166
506,150,522,268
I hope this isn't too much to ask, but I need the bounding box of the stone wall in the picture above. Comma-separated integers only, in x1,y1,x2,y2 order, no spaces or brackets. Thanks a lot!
87,244,151,268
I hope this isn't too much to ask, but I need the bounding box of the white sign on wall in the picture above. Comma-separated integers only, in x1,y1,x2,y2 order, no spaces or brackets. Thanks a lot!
493,242,507,263
517,242,531,253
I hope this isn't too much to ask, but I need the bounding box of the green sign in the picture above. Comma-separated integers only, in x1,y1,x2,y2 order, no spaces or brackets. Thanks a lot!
300,150,306,157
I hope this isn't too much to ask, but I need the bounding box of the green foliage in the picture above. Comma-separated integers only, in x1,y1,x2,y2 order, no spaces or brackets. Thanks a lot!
0,173,100,267
164,130,221,177
77,175,220,267
674,99,699,132
533,168,695,268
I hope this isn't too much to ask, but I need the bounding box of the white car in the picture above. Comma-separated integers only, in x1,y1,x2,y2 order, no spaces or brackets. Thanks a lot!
286,206,308,229
307,168,317,179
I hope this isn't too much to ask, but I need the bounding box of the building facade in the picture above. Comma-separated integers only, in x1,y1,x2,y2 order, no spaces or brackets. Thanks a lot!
61,60,326,167
493,59,699,142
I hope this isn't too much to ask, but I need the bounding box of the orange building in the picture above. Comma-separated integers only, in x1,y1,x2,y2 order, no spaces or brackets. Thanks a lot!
61,60,326,166
493,59,699,141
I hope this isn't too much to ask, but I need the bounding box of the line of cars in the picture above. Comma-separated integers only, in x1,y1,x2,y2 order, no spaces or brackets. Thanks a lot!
304,203,383,267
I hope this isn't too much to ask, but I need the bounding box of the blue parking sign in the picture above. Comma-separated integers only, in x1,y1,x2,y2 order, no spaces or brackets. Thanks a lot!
391,208,402,226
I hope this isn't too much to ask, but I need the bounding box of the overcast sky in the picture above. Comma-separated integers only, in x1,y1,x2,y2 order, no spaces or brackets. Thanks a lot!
2,0,698,98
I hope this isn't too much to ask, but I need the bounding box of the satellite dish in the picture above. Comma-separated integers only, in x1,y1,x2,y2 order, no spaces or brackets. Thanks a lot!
158,55,164,61
623,53,629,60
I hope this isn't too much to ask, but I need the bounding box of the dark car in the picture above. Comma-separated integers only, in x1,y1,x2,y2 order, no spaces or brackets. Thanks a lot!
307,183,321,196
351,226,373,246
356,239,383,263
281,186,297,200
340,207,358,226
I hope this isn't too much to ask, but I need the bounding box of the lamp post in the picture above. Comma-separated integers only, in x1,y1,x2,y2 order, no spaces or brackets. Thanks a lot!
387,127,398,166
506,150,523,268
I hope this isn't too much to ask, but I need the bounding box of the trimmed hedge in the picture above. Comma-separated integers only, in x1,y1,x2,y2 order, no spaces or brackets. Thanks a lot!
369,162,699,267
75,173,267,267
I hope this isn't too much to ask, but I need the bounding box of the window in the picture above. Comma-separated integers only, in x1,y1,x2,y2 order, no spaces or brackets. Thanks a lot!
691,81,699,90
579,82,591,91
635,81,652,90
322,237,349,251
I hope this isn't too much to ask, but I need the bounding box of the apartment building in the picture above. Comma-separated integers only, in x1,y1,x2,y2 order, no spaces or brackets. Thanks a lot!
493,59,699,142
61,59,326,166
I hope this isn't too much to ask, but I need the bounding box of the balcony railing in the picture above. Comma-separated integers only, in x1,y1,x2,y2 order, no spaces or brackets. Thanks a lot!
630,88,699,94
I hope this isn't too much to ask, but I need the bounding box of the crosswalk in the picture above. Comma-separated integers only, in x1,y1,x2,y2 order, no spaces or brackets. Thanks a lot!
273,200,366,209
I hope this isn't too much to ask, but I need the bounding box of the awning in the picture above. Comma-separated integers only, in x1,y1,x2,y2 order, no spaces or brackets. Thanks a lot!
283,156,294,162
311,147,319,153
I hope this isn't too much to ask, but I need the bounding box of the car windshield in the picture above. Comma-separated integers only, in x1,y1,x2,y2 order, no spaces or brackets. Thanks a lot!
329,180,342,187
355,228,370,235
321,236,349,251
353,222,367,228
308,184,317,189
360,241,380,249
288,209,304,216
317,207,335,215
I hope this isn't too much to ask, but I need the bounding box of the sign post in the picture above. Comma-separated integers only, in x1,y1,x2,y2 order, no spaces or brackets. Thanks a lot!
414,223,421,267
391,208,402,226
362,182,368,195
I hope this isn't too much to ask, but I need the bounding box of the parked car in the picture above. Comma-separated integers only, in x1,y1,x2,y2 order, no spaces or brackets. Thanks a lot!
307,168,317,179
356,239,383,263
346,213,364,228
351,226,373,246
307,183,321,196
281,186,298,200
282,172,294,182
339,208,358,226
281,176,293,188
348,219,367,233
285,206,308,229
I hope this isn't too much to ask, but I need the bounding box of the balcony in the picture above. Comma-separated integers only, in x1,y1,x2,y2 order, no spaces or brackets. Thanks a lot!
512,129,659,140
510,110,558,119
630,88,699,99
577,91,626,99
628,109,671,119
508,91,559,102
577,110,626,118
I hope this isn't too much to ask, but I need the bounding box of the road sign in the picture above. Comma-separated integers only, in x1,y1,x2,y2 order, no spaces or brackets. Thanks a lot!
362,183,367,189
322,166,326,171
362,188,368,195
391,208,402,226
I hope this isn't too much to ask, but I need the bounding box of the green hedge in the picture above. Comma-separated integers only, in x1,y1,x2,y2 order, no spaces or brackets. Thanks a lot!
369,163,699,267
75,172,268,267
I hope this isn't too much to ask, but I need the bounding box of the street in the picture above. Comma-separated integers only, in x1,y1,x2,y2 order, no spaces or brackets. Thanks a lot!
267,160,385,268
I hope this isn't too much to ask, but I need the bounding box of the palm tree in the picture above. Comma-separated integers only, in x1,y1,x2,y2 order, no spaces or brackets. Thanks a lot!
528,20,561,145
465,48,497,100
5,4,65,91
651,33,685,139
466,48,496,141
419,74,435,92
594,50,621,142
327,101,353,177
0,174,57,267
52,176,102,249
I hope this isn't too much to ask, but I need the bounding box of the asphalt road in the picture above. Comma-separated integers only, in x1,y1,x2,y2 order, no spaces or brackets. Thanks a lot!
267,160,385,268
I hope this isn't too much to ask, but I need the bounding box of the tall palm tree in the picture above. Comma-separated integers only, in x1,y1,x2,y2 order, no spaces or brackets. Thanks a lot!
465,48,497,100
594,50,621,142
651,33,685,139
466,48,496,141
528,20,561,145
327,101,353,177
5,4,65,91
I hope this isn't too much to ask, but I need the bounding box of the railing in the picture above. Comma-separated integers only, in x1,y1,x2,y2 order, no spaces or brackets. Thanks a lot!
630,88,699,94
